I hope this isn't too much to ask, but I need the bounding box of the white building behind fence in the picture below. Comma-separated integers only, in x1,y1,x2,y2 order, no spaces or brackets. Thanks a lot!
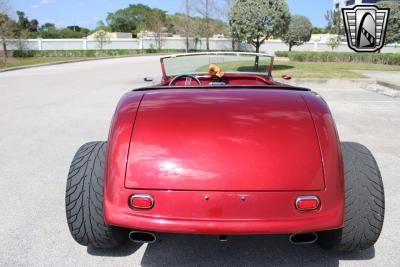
333,0,379,9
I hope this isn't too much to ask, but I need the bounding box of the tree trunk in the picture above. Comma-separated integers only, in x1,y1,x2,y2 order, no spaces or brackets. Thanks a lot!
186,35,189,53
254,36,260,71
185,0,190,53
1,37,8,63
157,35,161,51
255,42,260,53
289,44,292,52
205,0,210,51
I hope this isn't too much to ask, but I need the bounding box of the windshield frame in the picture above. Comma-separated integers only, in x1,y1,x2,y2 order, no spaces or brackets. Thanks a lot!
160,52,275,79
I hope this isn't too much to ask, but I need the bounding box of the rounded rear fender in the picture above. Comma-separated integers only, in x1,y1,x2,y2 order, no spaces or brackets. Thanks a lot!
104,92,144,222
302,92,344,219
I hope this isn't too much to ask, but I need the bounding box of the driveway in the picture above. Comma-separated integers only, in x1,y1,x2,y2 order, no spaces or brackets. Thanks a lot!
0,57,399,266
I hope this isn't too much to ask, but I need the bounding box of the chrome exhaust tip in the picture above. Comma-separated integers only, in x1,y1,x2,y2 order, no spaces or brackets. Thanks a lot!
219,235,228,242
128,231,156,244
289,232,318,245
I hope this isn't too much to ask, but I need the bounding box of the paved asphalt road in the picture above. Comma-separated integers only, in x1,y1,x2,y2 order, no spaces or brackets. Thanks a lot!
0,57,399,266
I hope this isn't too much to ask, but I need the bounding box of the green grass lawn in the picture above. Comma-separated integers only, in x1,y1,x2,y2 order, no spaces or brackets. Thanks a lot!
202,60,400,79
0,52,176,70
0,57,92,70
273,61,400,78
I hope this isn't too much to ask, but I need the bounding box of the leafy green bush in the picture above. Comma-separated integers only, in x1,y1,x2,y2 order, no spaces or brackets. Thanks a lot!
145,48,157,54
13,49,144,58
13,49,189,58
275,51,289,57
275,51,400,65
13,49,235,58
13,50,37,57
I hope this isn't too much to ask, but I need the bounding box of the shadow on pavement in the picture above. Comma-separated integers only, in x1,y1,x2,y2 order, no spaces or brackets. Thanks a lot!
87,242,142,257
87,234,375,265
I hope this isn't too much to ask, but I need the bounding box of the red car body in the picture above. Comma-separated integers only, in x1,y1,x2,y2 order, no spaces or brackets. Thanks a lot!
103,58,345,235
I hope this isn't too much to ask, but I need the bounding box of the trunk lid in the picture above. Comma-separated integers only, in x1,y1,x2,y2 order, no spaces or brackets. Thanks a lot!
125,90,324,191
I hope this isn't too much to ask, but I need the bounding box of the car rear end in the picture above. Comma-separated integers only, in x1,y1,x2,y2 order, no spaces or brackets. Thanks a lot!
104,88,344,236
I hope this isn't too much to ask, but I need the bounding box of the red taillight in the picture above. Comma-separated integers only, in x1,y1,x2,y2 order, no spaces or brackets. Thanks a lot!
129,194,154,209
295,196,320,211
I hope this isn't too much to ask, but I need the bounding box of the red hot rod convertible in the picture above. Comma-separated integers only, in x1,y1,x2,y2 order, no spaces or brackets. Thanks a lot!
65,52,384,251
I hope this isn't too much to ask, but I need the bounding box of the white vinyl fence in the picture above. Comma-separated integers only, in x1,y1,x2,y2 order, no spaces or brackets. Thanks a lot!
4,37,400,54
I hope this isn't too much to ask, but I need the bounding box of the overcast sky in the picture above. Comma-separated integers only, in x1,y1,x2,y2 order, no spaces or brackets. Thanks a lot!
10,0,333,29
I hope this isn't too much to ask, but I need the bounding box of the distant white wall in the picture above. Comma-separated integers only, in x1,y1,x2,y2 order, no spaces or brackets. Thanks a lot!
3,37,400,54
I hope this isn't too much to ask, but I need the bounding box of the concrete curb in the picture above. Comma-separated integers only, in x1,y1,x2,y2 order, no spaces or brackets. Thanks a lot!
349,69,400,92
276,78,399,97
376,80,400,92
0,53,170,73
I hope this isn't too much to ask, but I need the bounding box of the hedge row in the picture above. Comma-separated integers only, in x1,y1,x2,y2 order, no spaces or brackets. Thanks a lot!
274,51,289,57
274,51,400,65
13,49,192,58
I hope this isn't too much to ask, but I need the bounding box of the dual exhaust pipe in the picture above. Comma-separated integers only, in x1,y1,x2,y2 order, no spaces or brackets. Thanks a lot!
289,232,318,244
129,231,157,244
128,231,318,245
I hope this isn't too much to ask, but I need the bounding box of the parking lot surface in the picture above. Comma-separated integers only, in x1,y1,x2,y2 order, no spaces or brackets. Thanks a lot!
0,57,399,266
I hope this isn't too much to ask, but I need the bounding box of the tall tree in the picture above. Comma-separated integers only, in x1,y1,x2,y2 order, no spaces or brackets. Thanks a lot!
106,4,152,36
95,30,111,51
195,0,214,50
16,11,38,32
0,0,17,62
224,0,237,50
324,9,343,35
145,8,167,50
30,19,38,32
327,36,340,51
377,1,400,45
281,15,312,51
184,0,190,52
229,0,290,65
95,22,111,52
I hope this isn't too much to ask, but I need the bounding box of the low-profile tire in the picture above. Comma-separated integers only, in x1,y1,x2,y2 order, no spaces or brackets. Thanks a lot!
318,142,385,251
65,141,129,248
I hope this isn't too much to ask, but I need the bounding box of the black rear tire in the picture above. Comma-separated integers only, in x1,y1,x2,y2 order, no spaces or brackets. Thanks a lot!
318,142,385,251
65,142,129,248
